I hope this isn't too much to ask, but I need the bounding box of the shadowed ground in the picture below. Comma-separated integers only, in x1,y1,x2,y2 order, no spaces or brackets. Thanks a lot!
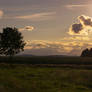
0,56,92,92
0,64,92,92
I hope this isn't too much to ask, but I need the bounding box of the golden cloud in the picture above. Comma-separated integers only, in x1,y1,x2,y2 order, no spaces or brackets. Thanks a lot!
68,15,92,36
63,36,90,41
23,40,92,56
19,26,34,31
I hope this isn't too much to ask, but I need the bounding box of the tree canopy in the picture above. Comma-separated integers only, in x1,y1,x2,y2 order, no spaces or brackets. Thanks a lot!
0,27,26,56
81,48,92,57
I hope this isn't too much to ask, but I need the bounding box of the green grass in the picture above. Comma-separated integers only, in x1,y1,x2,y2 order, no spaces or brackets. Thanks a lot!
0,64,92,92
0,56,92,92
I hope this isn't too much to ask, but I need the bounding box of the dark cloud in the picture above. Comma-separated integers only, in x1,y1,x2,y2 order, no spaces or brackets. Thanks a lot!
69,15,92,35
72,23,83,33
79,15,92,26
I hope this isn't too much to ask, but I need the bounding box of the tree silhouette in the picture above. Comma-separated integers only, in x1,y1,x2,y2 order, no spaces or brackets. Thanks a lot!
0,27,26,56
81,48,89,57
81,48,92,57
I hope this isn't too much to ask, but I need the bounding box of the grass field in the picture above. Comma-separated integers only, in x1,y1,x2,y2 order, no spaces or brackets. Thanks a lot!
0,64,92,92
0,56,92,92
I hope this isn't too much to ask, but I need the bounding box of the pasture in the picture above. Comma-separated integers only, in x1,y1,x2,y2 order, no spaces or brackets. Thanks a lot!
0,56,92,92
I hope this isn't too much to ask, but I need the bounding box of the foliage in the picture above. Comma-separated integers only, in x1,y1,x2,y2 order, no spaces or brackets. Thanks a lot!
0,27,26,56
81,48,92,57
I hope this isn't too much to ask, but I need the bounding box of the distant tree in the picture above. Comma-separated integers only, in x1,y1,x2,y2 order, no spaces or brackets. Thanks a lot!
0,27,26,56
81,48,89,57
81,48,92,57
89,48,92,57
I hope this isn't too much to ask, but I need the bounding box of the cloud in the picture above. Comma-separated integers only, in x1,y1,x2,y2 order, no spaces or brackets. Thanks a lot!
79,15,92,26
68,15,92,35
15,12,56,21
22,40,92,56
71,23,83,33
65,4,89,9
0,10,4,19
63,36,90,41
25,40,74,52
24,40,65,55
19,26,34,31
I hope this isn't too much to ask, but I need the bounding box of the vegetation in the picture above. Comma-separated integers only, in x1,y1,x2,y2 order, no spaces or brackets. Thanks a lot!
0,56,91,92
81,48,92,57
0,27,25,56
0,56,92,66
0,64,91,92
0,26,91,92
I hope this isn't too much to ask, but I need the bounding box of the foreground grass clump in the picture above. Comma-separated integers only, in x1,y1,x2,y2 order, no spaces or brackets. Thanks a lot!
0,64,92,92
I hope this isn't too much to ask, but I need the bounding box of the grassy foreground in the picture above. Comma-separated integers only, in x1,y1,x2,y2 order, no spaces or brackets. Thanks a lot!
0,64,92,92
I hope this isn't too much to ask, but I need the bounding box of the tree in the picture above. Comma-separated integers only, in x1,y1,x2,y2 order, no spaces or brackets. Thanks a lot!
81,48,92,57
81,48,89,57
0,27,26,56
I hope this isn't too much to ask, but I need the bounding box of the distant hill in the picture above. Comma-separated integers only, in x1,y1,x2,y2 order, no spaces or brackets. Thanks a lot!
16,54,76,57
16,54,35,57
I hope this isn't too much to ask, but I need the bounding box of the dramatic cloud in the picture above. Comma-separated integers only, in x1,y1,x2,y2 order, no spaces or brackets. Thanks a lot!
22,40,92,56
15,12,56,21
19,26,34,31
72,23,83,33
68,15,92,35
79,15,92,26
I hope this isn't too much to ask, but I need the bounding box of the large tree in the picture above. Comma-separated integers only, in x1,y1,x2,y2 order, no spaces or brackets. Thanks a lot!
0,27,26,56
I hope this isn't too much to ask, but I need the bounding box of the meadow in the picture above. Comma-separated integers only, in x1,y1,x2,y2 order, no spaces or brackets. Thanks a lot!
0,56,92,92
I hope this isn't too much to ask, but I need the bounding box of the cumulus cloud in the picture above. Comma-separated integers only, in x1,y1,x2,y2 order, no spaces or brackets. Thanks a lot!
72,23,83,33
68,15,92,35
19,26,34,31
79,15,92,26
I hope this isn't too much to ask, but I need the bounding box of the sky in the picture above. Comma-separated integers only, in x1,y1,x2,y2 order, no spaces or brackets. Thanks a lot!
0,0,92,56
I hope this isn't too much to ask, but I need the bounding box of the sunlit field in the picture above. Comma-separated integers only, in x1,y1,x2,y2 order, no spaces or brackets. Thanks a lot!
0,56,92,92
